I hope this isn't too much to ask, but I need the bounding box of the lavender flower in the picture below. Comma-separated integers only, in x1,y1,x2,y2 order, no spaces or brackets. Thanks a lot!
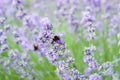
89,73,102,80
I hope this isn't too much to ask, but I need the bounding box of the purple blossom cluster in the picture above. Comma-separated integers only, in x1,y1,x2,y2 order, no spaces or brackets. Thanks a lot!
55,0,81,33
0,29,8,54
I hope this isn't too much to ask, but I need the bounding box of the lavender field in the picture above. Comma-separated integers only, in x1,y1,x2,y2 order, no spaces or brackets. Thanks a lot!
0,0,120,80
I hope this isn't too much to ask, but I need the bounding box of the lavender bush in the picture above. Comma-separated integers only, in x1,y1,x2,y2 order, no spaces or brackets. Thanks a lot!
0,0,120,80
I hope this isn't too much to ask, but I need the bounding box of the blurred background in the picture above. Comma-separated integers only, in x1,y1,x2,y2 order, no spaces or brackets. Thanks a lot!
0,0,120,80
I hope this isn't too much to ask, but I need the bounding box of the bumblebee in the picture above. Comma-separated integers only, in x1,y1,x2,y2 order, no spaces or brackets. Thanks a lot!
33,44,39,51
53,35,60,42
51,35,61,44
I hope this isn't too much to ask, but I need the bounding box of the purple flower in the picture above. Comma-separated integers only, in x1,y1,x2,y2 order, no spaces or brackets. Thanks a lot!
84,67,92,76
89,73,102,80
92,0,101,7
84,47,92,55
64,75,73,80
0,29,3,36
40,17,53,30
88,61,99,70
